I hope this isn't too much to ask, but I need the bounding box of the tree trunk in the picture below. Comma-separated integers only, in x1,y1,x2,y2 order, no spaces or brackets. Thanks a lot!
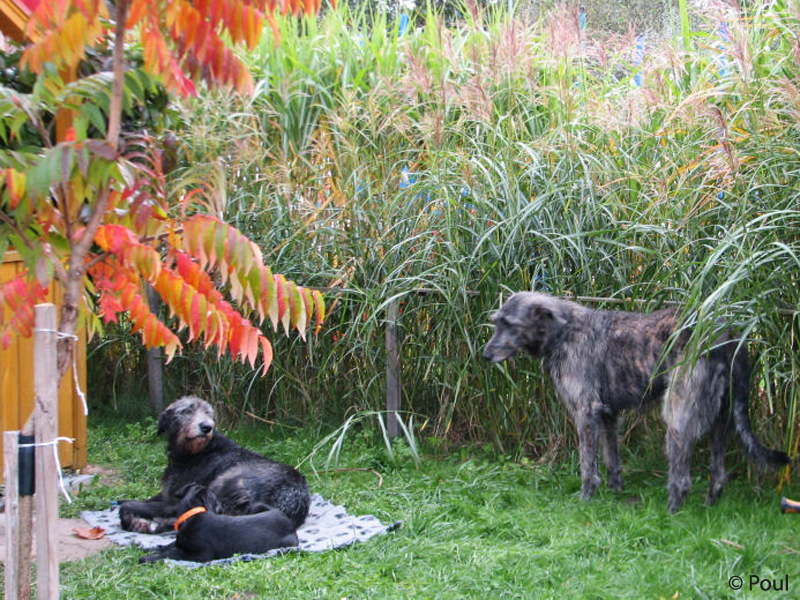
106,0,130,147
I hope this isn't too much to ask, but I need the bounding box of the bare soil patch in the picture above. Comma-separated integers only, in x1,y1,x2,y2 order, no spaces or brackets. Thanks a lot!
0,464,118,564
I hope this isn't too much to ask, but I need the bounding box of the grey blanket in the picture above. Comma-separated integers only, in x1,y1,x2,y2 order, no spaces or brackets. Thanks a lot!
81,493,400,567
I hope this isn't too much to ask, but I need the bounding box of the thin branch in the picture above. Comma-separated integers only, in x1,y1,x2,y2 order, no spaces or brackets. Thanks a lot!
42,243,68,284
31,114,53,149
140,227,184,245
71,186,111,264
56,183,73,242
322,468,384,488
17,99,53,149
106,0,130,147
84,250,111,272
0,212,35,250
244,411,301,430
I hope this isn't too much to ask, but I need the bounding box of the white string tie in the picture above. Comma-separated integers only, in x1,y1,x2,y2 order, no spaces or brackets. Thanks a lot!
33,328,88,416
18,437,76,504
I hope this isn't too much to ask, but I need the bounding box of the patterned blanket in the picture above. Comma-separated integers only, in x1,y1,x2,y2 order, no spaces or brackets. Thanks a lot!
82,493,401,567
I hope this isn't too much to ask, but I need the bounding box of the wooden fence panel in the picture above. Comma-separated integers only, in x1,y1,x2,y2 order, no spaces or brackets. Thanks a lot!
0,251,87,472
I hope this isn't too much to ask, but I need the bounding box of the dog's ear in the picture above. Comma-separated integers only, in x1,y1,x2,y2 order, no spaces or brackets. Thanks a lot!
530,305,553,322
156,409,173,436
200,489,223,514
530,304,567,328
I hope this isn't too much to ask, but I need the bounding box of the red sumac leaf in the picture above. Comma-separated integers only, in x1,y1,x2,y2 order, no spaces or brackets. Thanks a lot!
274,274,289,335
260,335,273,375
190,293,207,340
312,289,325,335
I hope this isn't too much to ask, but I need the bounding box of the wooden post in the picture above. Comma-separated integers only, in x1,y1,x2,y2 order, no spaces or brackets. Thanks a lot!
145,285,164,414
17,431,34,600
4,431,21,600
386,299,401,438
33,304,60,600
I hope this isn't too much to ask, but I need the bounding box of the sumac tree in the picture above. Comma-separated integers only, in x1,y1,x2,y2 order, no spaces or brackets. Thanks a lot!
0,0,332,390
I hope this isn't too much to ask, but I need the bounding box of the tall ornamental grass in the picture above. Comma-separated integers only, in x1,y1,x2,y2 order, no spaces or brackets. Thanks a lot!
90,1,799,464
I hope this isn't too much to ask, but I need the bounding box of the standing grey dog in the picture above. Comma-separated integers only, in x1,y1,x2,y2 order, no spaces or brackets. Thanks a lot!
119,396,310,533
482,292,789,512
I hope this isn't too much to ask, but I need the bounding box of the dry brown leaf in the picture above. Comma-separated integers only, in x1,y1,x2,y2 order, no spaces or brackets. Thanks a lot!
72,526,105,540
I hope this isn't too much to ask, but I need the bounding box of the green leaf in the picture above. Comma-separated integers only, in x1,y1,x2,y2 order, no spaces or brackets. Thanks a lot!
124,70,144,101
26,145,68,199
81,103,108,136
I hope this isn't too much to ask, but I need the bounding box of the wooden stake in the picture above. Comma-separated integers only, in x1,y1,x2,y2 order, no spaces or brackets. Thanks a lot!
4,431,21,600
386,299,401,438
145,285,164,414
17,431,34,600
33,304,59,599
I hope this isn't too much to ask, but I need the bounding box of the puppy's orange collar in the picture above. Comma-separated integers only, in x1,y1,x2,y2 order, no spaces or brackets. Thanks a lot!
174,506,207,530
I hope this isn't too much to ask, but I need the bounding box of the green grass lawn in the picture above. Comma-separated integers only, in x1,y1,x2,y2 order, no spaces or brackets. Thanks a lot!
57,417,798,599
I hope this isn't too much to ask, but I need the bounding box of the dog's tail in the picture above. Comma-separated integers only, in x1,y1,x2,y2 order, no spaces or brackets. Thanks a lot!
731,349,790,468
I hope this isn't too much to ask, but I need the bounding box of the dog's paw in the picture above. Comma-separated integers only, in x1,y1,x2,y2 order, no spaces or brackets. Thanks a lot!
118,503,137,528
139,552,162,564
119,507,159,534
580,475,601,500
608,477,625,492
128,518,159,534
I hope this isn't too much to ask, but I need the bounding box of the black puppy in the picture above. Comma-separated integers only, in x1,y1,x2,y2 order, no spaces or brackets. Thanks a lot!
139,486,299,563
119,396,310,534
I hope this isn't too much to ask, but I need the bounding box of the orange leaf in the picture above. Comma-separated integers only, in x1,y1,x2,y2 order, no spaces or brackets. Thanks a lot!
204,308,222,350
260,336,273,375
143,313,159,347
94,224,137,253
265,11,279,48
126,0,148,28
3,169,26,209
274,274,289,335
312,289,325,334
229,315,243,357
0,275,49,346
22,2,107,73
244,327,259,368
72,526,105,540
190,293,207,341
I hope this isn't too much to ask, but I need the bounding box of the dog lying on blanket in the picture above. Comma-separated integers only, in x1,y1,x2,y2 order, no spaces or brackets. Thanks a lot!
119,396,310,535
139,485,298,563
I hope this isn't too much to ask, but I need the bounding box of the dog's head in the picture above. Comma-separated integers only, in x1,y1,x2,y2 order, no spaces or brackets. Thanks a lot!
174,484,223,514
158,396,216,456
483,292,568,362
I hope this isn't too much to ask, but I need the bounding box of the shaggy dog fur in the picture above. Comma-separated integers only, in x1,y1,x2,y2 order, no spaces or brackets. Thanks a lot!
483,292,789,512
139,485,299,563
119,396,310,534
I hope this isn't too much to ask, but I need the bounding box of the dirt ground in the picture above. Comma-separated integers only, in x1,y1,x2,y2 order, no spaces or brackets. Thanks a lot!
0,465,117,564
0,515,113,563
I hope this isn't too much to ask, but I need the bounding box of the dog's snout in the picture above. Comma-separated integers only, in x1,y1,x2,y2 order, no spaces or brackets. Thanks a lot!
199,422,214,435
482,347,494,361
